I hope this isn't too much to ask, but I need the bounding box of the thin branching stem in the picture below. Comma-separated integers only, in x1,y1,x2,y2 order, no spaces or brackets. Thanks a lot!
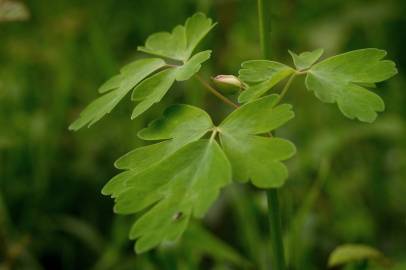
209,128,218,142
195,74,239,109
278,73,297,103
278,70,308,103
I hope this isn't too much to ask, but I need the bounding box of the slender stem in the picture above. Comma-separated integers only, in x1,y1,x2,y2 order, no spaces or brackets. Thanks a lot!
267,190,286,270
257,0,287,269
257,0,272,59
277,73,297,103
195,74,239,109
209,128,218,142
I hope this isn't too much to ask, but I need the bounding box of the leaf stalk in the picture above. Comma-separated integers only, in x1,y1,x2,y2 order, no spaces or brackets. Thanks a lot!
195,74,239,109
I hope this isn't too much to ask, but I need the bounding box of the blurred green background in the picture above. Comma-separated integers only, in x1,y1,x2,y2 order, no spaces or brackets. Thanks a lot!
0,0,405,269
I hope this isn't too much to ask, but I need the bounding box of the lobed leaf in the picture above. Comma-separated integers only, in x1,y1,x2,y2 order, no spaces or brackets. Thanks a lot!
102,105,213,196
138,103,213,141
305,48,398,123
69,58,166,130
176,50,212,81
238,60,294,103
221,94,294,135
138,13,215,62
71,14,215,129
113,140,231,253
130,50,211,119
138,25,187,61
131,68,178,119
219,95,296,188
184,13,216,58
288,48,324,70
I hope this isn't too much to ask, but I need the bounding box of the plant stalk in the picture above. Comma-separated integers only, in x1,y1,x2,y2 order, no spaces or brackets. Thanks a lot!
257,0,272,59
267,190,286,270
195,74,239,109
257,0,287,269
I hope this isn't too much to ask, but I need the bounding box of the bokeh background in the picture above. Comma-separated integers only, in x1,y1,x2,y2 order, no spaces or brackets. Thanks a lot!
0,0,405,269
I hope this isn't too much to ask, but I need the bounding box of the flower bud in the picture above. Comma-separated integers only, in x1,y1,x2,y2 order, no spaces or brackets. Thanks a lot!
212,75,243,94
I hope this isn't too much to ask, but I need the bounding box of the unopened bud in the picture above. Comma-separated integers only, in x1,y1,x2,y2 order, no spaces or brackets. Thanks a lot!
212,75,243,94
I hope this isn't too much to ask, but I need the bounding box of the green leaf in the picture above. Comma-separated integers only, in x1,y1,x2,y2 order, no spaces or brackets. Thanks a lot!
138,25,187,61
71,14,215,129
184,13,216,59
288,48,324,70
69,58,165,131
220,94,294,134
116,140,231,253
137,104,213,141
101,170,137,199
131,68,177,119
102,104,213,196
238,60,294,103
97,74,122,94
102,105,228,253
328,244,389,268
305,48,398,123
176,50,211,81
138,13,215,62
130,51,212,119
219,94,296,188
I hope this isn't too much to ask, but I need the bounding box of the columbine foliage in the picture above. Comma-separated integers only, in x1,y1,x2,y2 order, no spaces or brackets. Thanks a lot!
238,61,294,103
238,48,397,122
69,13,214,130
288,48,324,71
219,95,296,188
102,99,295,252
70,12,397,253
305,49,397,122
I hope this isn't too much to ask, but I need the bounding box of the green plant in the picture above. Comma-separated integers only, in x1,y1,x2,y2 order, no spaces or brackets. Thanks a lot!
69,8,397,270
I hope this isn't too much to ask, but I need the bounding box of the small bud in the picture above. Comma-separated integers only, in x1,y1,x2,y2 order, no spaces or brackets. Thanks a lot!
212,75,243,95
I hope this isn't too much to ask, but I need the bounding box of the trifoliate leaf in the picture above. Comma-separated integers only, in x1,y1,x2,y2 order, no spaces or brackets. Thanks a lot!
328,244,389,268
69,58,165,131
288,48,324,70
176,50,212,81
138,13,215,62
131,68,178,119
238,60,294,103
71,14,215,129
102,104,213,196
305,48,398,123
219,94,296,188
115,140,231,253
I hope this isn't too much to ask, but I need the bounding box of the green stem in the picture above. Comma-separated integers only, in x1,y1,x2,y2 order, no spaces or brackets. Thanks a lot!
257,0,287,269
267,190,286,270
257,0,272,59
195,74,239,109
278,73,297,103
